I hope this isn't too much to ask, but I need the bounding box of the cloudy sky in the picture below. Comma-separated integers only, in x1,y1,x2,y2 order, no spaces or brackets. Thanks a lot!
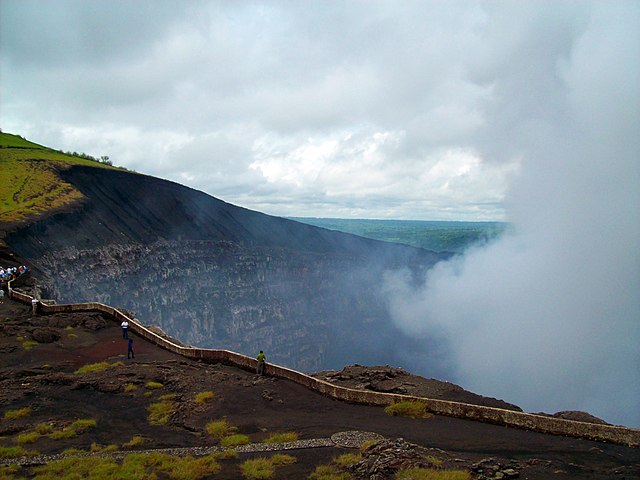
1,0,540,220
2,1,639,426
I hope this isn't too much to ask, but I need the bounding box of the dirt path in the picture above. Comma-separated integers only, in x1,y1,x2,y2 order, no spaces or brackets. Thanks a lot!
2,431,385,467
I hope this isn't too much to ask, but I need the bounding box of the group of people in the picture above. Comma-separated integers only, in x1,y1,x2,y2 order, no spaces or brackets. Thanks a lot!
121,320,134,359
0,265,29,282
0,264,30,304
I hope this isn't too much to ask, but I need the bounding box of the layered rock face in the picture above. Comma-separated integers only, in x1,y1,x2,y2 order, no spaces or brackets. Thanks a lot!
7,166,446,373
33,240,437,372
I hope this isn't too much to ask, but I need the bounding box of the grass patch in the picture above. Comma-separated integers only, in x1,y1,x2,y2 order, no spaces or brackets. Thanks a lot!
74,361,123,374
148,399,176,425
217,449,238,459
122,435,145,448
15,431,40,444
0,445,38,459
0,465,21,478
195,391,215,404
145,381,164,389
385,400,432,419
360,439,380,451
124,383,138,393
34,423,55,435
48,418,96,440
241,457,275,480
116,452,221,480
205,418,237,439
61,448,86,455
49,428,77,440
69,418,97,432
22,340,39,350
309,453,362,480
334,453,362,467
270,453,296,466
4,407,31,420
64,326,74,330
0,132,121,227
32,456,120,479
163,454,221,480
263,431,298,444
308,464,353,480
91,442,119,453
395,467,471,480
221,433,250,447
67,333,78,338
239,454,297,480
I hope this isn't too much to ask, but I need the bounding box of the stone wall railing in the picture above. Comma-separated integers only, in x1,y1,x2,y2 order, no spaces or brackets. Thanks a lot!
7,285,640,448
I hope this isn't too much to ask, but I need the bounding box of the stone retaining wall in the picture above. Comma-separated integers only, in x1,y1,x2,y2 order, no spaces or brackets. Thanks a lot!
7,285,640,448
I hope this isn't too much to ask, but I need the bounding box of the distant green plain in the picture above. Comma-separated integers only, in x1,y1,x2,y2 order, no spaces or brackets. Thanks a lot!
289,217,506,253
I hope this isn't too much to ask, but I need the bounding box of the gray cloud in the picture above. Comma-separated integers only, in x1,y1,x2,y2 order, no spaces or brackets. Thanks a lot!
1,0,518,219
384,1,640,426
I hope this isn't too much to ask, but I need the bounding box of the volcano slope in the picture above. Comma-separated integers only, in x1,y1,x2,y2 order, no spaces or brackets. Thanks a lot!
1,299,639,480
2,138,447,374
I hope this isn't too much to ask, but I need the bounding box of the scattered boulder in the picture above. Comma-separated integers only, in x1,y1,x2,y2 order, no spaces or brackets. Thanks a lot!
348,438,447,480
551,410,610,425
39,373,75,385
471,458,521,479
313,365,523,411
31,327,60,343
83,316,108,330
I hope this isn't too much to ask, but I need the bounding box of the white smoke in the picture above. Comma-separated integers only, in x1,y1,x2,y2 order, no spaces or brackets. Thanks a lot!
385,3,640,427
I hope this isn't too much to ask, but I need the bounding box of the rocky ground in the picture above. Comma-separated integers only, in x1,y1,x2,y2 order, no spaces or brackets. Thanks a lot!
312,365,524,411
1,298,639,479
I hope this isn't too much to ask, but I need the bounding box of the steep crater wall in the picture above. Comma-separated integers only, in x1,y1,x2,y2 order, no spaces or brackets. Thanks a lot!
5,165,447,374
32,240,440,373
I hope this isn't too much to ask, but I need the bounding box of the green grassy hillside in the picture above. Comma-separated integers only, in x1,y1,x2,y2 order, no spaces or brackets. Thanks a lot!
0,132,117,228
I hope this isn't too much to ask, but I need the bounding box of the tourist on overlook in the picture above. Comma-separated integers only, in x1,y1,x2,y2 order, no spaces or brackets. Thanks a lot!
0,288,4,303
31,297,38,315
256,350,266,375
127,338,134,359
121,320,129,339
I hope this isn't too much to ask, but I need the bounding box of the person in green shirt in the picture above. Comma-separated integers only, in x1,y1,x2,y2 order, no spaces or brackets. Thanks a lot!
256,350,266,375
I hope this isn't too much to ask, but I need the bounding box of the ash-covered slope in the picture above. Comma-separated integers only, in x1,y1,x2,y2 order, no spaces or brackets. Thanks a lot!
5,165,447,373
10,166,440,263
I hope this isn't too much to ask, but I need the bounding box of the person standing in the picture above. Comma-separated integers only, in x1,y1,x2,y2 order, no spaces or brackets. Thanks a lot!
127,339,134,359
256,350,266,375
121,320,129,339
31,297,38,315
0,288,4,304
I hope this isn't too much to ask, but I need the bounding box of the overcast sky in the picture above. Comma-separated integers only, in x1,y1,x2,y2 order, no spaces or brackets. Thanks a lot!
0,0,586,221
2,1,639,426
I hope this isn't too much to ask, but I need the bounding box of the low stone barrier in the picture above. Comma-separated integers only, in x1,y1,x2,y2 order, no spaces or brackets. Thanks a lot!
6,285,640,448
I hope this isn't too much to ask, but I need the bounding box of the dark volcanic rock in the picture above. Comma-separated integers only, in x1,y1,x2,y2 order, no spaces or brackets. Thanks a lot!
31,327,61,343
349,438,449,479
313,365,523,411
551,410,610,425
